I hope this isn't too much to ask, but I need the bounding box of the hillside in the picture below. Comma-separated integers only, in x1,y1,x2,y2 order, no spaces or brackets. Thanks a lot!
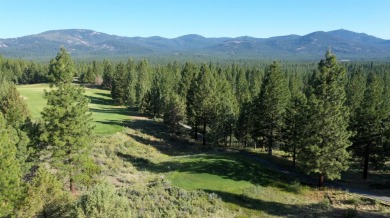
1,29,390,60
16,84,390,217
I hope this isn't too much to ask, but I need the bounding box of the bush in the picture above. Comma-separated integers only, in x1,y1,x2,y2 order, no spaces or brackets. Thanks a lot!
74,182,131,218
15,167,74,218
124,178,231,217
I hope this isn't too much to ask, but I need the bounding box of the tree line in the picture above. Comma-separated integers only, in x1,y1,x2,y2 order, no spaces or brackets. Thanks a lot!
101,51,390,187
0,48,390,216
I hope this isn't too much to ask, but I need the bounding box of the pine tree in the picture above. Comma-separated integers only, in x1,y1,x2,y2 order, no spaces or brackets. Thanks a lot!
101,60,114,89
282,74,307,168
0,112,23,217
163,93,186,130
142,72,163,116
300,51,351,187
0,80,32,173
0,80,30,126
212,77,238,146
80,65,96,84
178,62,197,99
192,64,217,146
235,102,253,147
346,68,366,119
40,48,95,193
135,59,150,108
111,62,128,105
47,47,74,85
352,72,390,179
235,69,251,105
126,58,137,108
252,62,289,156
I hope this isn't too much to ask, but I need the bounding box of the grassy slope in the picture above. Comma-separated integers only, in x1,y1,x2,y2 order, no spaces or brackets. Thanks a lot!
18,84,390,217
17,83,129,134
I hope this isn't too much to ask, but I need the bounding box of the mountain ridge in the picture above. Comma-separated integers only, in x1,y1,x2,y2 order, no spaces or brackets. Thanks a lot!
1,29,389,60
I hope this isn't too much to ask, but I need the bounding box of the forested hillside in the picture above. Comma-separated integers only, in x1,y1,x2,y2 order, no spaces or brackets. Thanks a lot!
1,29,390,60
0,48,389,217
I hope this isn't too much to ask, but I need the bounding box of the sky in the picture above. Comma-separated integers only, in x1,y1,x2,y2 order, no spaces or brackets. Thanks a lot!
1,0,389,39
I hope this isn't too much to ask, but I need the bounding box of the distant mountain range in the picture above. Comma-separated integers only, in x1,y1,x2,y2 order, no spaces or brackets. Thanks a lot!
1,29,390,60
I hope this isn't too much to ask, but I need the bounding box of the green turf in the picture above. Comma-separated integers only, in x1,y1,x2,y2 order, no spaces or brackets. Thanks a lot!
17,83,130,134
116,141,315,216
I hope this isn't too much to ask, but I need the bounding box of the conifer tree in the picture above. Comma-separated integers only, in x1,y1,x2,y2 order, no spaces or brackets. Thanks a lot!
0,80,32,173
352,72,390,179
80,65,95,84
346,68,366,119
142,72,164,116
235,102,253,147
163,93,186,130
235,69,251,105
101,60,114,89
212,77,238,146
0,112,22,217
135,59,150,108
0,80,30,126
126,58,137,108
47,47,74,85
282,74,307,167
252,62,289,156
40,48,95,193
300,51,351,187
192,64,217,146
111,62,128,105
178,62,197,99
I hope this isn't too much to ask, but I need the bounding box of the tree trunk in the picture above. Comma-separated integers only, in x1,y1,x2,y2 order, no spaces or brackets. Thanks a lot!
292,145,296,168
318,174,324,187
268,136,273,156
225,135,228,147
268,129,273,156
203,119,206,146
362,144,370,180
70,177,77,194
229,133,232,147
194,125,198,140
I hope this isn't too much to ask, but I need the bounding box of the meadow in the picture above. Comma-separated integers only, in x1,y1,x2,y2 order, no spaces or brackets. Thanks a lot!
17,84,390,217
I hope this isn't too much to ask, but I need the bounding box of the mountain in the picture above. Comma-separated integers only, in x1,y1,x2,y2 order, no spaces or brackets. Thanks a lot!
0,29,389,60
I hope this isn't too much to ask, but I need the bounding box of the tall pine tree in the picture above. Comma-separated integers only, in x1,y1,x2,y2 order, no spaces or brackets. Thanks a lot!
282,74,307,167
301,51,351,187
252,62,289,156
40,48,95,193
352,72,390,179
192,64,217,146
0,112,23,217
111,62,128,105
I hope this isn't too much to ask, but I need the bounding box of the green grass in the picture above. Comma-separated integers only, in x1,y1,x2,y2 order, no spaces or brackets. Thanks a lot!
17,83,130,134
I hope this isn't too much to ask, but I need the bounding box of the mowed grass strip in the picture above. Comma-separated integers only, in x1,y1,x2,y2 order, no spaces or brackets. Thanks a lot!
17,83,129,134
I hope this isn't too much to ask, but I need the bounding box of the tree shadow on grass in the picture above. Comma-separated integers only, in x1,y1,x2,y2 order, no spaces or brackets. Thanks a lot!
91,108,132,116
86,95,114,106
201,189,387,218
96,120,132,129
116,151,302,193
94,92,112,98
124,115,202,156
116,152,389,217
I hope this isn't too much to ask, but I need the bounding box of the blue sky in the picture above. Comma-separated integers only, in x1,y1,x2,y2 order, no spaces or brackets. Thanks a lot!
1,0,389,39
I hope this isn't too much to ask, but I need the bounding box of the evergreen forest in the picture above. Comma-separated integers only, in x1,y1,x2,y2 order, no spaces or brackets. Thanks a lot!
0,47,389,217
